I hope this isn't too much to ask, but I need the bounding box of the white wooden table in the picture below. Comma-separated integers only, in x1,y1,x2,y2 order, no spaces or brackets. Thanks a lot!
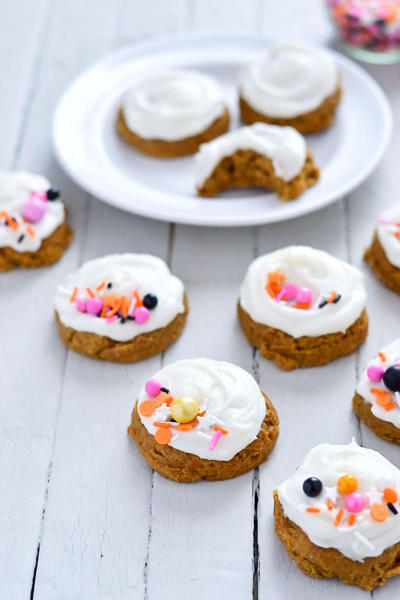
1,1,399,598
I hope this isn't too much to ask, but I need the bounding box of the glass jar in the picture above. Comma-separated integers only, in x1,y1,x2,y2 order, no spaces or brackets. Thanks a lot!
324,0,400,64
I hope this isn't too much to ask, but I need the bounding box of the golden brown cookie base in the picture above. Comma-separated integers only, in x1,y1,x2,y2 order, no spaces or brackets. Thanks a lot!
0,220,73,272
240,86,342,134
116,107,230,158
352,391,400,444
238,303,368,370
196,148,319,201
364,232,400,295
128,392,279,482
274,491,400,590
55,296,188,363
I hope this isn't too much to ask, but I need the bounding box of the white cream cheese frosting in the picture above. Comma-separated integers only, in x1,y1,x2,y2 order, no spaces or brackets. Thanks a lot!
376,205,400,269
138,358,266,461
277,440,400,561
195,123,306,185
239,246,366,338
357,338,400,429
54,254,185,342
0,171,64,253
121,70,226,142
239,43,339,119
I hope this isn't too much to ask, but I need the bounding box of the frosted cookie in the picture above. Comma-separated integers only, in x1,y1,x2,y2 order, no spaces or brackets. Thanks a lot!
274,441,400,590
239,43,341,134
128,358,279,482
54,254,188,362
364,205,400,294
195,123,319,201
117,70,230,158
353,339,400,444
0,171,72,272
238,246,368,370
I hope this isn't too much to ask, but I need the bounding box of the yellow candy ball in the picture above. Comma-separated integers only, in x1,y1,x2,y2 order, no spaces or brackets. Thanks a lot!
338,474,358,495
170,397,199,423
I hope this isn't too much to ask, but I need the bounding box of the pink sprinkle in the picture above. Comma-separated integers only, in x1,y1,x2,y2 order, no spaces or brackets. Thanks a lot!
275,289,285,303
296,287,312,304
378,216,393,225
367,365,384,383
209,430,222,450
106,315,118,323
134,306,150,324
75,298,86,313
86,297,103,315
282,283,298,301
346,492,366,513
145,379,162,397
31,190,47,202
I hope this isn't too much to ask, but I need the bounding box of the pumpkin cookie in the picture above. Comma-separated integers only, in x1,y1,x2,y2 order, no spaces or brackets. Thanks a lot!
54,253,188,362
239,43,341,134
364,205,400,294
195,123,319,200
353,338,400,444
238,245,368,369
117,70,230,158
0,171,72,272
274,440,400,590
128,358,279,482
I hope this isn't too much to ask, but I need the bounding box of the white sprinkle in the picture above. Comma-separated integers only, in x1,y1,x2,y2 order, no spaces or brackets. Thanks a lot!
197,431,212,440
171,432,181,441
395,392,400,409
354,531,375,551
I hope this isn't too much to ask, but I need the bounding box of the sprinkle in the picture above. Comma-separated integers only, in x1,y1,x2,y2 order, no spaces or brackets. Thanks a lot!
292,303,311,310
86,287,95,298
17,234,24,243
128,298,137,316
198,410,207,417
306,507,320,513
26,225,35,237
370,503,388,522
385,401,396,411
348,514,356,526
139,400,156,417
96,281,105,292
209,429,222,450
107,282,112,289
328,290,337,303
106,315,118,323
197,431,212,440
318,300,328,309
153,422,172,428
160,387,169,394
354,531,375,551
70,286,78,303
106,300,122,318
334,508,344,526
134,290,143,307
214,425,228,435
327,499,334,511
379,216,393,224
333,294,341,304
387,502,398,515
175,423,195,431
155,428,171,445
100,305,108,319
120,296,129,318
378,352,386,362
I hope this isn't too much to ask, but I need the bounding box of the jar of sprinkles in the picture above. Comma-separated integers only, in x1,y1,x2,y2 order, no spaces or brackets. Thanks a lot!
325,0,400,63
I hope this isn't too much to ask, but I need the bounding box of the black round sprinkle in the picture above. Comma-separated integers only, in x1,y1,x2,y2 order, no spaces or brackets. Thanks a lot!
120,317,126,324
383,365,400,393
160,387,169,394
46,187,60,200
143,293,158,310
303,477,323,498
388,502,398,515
107,282,112,289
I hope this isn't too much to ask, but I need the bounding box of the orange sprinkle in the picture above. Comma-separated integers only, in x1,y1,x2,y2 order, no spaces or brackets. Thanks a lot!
26,225,35,237
327,499,333,511
153,422,172,428
378,352,386,362
121,297,129,318
328,290,337,303
334,508,344,526
306,507,320,513
214,425,228,435
139,400,156,417
96,281,105,292
265,283,278,299
103,294,117,306
385,402,396,411
86,287,95,298
267,270,285,286
134,290,143,307
100,305,108,319
384,487,398,504
155,428,172,445
370,387,388,395
292,303,311,310
6,216,18,231
348,514,356,526
69,286,78,303
370,503,388,522
155,392,172,407
395,231,400,239
375,392,393,407
198,410,206,417
106,299,121,318
175,423,195,431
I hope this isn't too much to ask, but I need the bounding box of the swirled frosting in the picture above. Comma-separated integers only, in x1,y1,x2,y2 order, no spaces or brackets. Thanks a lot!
54,254,185,342
376,205,400,269
195,123,306,185
239,246,366,338
0,171,64,253
239,43,339,118
121,70,226,141
277,440,400,561
357,338,400,429
138,358,266,461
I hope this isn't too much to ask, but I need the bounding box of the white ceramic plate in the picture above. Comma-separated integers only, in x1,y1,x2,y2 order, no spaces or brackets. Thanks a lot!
53,32,392,227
